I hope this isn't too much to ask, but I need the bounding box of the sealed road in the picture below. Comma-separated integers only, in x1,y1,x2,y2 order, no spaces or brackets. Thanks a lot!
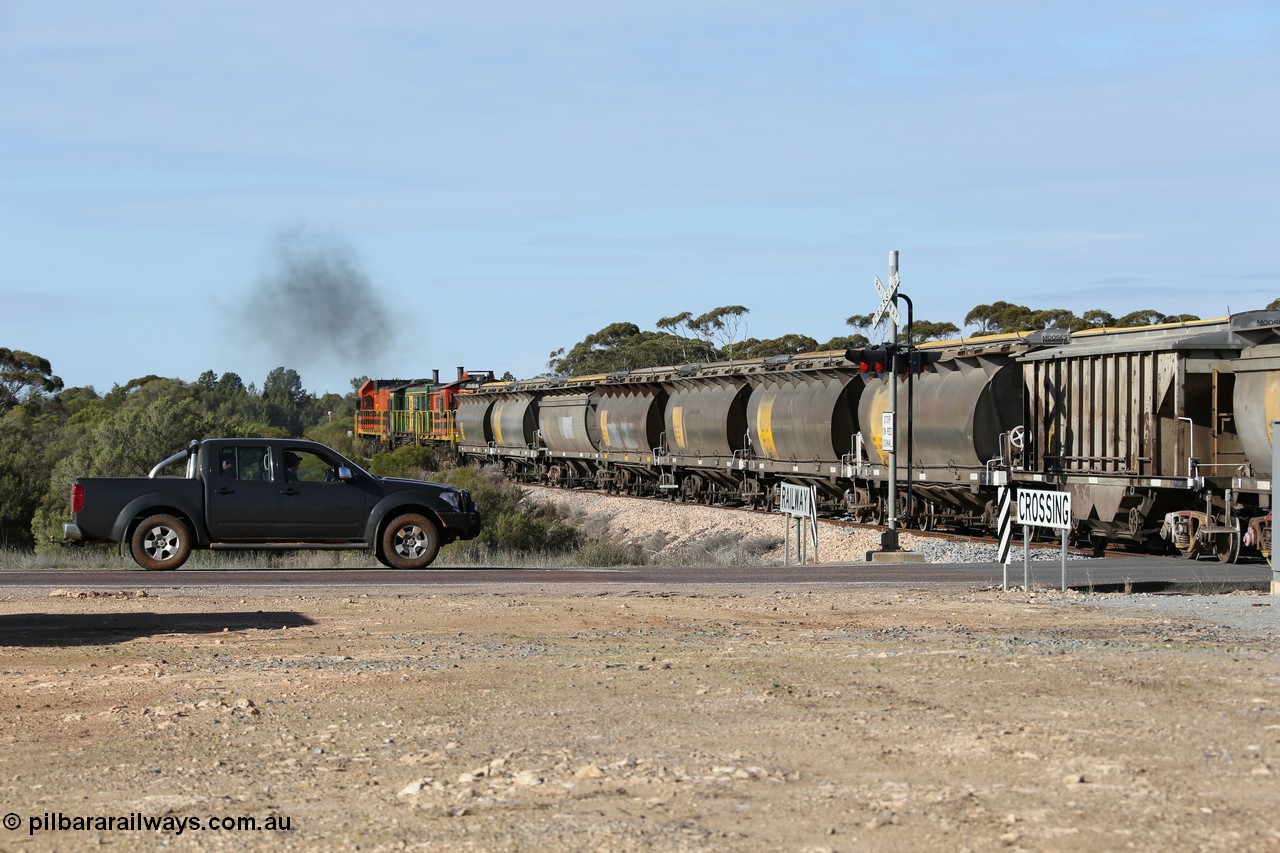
0,555,1272,592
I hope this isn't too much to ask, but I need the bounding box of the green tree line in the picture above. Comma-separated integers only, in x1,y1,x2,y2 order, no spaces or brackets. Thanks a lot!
546,299,1263,376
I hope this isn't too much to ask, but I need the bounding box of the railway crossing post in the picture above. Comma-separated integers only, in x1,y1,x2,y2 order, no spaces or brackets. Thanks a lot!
865,250,922,564
871,252,901,552
1273,421,1279,595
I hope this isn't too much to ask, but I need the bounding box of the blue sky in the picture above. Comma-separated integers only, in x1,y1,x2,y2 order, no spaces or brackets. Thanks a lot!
3,1,1277,396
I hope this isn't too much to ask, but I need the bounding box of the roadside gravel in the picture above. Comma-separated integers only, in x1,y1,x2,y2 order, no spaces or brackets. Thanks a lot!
1063,591,1279,637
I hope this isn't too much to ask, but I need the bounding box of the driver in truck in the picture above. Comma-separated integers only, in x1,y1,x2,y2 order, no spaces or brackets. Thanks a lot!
284,452,302,482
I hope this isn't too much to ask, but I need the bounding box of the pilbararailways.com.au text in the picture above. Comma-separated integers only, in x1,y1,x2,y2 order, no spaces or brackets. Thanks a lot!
6,811,293,836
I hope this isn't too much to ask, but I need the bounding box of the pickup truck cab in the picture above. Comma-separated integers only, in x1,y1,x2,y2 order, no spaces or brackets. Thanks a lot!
64,438,481,570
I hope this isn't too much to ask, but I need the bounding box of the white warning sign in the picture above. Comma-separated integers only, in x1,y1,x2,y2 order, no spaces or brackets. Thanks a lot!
1016,490,1072,531
779,483,815,518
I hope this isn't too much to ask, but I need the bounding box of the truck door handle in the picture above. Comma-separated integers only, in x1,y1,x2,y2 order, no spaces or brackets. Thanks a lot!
280,488,301,496
215,487,234,495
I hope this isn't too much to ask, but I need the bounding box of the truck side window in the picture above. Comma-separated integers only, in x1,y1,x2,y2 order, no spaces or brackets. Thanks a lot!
285,448,339,484
226,446,270,481
219,448,236,479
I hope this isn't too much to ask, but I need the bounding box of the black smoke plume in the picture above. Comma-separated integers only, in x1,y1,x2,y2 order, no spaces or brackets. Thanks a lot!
242,227,398,372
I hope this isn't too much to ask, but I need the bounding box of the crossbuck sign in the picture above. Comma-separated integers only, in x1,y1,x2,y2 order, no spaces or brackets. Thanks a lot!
870,272,901,330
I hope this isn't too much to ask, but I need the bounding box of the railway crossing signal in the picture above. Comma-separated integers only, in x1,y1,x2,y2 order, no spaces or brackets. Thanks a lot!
845,347,891,374
907,349,941,372
845,346,940,375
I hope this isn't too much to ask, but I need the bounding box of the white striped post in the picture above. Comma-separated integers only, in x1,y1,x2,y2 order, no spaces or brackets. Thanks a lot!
998,485,1013,590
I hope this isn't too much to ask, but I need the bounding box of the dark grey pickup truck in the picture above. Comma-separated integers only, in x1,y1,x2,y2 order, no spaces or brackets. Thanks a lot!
63,438,481,570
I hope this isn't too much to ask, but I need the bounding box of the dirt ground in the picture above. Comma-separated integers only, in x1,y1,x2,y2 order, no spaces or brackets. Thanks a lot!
0,584,1277,852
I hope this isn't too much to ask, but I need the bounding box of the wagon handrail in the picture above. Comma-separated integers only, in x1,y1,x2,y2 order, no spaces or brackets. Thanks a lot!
1177,417,1196,479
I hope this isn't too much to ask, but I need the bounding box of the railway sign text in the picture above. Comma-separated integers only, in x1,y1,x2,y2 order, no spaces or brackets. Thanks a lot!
1016,489,1073,531
779,483,815,518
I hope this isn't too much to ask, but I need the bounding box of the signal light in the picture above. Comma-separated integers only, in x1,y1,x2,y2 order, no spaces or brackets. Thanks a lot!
907,349,942,373
846,346,942,375
845,347,891,375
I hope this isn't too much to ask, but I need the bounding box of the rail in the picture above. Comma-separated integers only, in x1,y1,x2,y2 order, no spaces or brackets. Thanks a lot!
353,409,460,444
1178,416,1195,478
355,411,389,436
1195,463,1251,475
840,433,868,469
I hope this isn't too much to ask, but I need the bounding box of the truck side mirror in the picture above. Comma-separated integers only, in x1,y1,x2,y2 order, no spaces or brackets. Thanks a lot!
337,466,354,482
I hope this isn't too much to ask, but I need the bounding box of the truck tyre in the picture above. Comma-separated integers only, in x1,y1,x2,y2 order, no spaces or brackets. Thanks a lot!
380,513,441,569
130,514,192,570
